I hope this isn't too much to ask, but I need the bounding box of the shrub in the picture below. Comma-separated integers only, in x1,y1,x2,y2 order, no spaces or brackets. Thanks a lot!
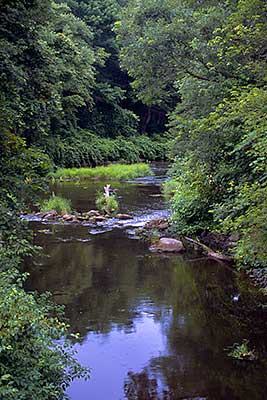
0,205,89,399
214,183,267,268
43,130,169,168
40,194,71,215
164,161,214,235
95,191,119,215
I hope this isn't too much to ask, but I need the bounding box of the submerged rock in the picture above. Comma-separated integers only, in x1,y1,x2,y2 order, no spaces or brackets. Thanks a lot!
149,238,185,253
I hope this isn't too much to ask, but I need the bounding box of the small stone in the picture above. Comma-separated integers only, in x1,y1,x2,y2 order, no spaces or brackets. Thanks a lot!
95,216,106,222
44,210,58,219
77,215,87,221
36,212,46,217
87,210,100,217
62,213,74,221
116,213,133,220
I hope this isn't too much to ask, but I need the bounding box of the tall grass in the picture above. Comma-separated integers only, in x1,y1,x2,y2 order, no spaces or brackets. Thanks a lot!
40,194,71,214
49,163,153,181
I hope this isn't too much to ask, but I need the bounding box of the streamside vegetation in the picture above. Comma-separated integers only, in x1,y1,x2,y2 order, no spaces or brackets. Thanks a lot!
0,135,89,398
50,163,152,181
41,194,72,215
116,0,267,270
48,133,168,167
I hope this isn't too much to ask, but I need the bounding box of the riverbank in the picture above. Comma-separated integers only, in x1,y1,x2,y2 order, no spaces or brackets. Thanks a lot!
138,217,267,294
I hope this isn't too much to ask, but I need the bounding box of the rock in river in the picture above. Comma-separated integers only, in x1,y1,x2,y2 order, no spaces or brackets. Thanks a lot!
116,213,133,220
149,238,185,253
43,210,58,220
87,210,101,217
95,215,107,222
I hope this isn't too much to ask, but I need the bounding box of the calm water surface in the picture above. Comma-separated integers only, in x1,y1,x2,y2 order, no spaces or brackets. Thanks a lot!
25,164,267,399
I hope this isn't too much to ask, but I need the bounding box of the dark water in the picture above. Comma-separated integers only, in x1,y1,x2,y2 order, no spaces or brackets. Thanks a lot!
24,164,267,400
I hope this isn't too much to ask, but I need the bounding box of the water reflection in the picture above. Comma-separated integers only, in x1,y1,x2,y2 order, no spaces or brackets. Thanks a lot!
24,171,267,400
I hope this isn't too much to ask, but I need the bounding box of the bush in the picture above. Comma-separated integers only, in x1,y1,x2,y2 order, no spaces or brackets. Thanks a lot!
214,183,267,268
163,161,214,235
95,191,119,215
0,205,89,400
40,194,71,215
43,130,169,168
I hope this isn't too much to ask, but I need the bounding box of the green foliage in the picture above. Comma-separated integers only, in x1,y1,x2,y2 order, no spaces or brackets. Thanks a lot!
40,194,72,215
117,0,267,268
50,163,153,181
0,204,89,400
227,340,256,361
0,132,53,205
214,184,267,268
45,130,168,168
0,271,89,400
95,191,119,215
164,161,214,235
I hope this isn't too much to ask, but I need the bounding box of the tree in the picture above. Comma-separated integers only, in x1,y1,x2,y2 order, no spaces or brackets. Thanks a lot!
116,0,267,267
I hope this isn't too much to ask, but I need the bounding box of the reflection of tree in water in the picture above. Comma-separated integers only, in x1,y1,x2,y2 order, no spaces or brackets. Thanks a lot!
124,370,173,400
123,351,267,400
27,224,267,398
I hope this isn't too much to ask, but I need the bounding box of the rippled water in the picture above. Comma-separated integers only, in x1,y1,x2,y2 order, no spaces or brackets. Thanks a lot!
24,164,267,399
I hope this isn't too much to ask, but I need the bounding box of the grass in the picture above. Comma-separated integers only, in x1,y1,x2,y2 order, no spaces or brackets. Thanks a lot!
40,194,71,215
49,163,153,181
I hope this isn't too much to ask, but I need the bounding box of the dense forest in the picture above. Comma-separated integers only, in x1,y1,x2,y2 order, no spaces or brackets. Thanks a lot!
0,0,266,398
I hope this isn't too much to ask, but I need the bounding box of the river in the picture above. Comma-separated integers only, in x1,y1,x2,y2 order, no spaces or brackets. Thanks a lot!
24,164,267,399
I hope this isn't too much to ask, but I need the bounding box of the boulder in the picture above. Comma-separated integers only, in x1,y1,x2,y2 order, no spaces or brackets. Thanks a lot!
149,238,185,253
116,213,133,220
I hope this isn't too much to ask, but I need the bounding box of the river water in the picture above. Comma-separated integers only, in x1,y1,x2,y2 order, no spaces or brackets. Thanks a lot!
24,164,267,399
